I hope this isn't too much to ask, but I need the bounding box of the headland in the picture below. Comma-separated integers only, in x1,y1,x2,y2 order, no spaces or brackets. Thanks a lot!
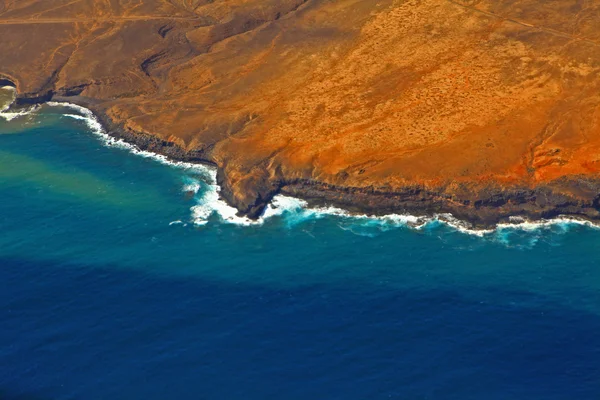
2,0,600,228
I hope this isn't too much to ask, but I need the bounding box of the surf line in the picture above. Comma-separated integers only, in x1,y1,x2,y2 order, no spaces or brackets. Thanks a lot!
47,101,257,226
0,85,41,121
36,101,600,236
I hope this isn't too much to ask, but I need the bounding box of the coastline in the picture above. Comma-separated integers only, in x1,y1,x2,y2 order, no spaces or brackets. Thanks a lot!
2,0,600,234
4,86,600,231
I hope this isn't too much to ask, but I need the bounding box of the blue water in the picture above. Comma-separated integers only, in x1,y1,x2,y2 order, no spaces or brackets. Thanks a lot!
1,105,599,399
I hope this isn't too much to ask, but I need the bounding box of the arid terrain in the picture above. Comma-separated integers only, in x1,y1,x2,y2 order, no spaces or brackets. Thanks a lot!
2,0,600,225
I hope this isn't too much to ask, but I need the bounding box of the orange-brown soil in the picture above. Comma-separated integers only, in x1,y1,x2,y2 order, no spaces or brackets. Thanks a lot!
2,0,600,225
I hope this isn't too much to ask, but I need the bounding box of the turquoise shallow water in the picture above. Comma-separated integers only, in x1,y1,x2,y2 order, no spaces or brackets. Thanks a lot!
1,104,600,399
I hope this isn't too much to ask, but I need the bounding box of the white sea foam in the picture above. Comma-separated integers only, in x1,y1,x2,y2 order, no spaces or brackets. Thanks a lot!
0,101,39,122
48,101,210,173
0,107,36,121
44,101,600,240
47,101,257,226
169,220,186,226
246,201,599,241
182,181,201,194
190,181,258,226
496,216,599,232
0,86,39,122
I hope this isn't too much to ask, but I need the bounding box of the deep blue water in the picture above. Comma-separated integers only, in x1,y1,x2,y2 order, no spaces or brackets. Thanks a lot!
1,105,599,399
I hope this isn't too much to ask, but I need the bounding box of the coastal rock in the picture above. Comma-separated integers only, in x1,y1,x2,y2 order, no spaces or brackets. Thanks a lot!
2,0,600,226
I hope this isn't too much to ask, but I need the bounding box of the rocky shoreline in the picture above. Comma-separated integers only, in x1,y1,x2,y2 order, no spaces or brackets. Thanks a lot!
2,86,599,229
3,0,600,230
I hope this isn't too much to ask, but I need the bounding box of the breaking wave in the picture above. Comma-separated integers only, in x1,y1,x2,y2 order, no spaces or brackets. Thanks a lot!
0,86,40,122
0,106,39,122
48,101,252,226
45,101,600,243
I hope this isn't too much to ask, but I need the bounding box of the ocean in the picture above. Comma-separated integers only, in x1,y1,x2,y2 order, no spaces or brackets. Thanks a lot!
1,93,599,399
